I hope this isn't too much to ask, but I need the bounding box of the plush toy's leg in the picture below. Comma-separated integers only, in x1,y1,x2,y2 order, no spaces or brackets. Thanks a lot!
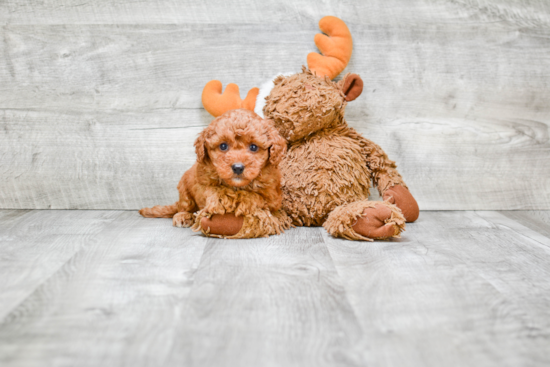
199,214,244,237
323,200,406,241
194,210,291,239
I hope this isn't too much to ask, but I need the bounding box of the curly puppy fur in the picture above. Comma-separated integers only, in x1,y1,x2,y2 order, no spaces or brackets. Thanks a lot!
140,109,291,239
263,67,412,239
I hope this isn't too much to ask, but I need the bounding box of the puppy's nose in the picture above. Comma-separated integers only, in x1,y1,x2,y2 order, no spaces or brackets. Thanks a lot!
232,163,245,175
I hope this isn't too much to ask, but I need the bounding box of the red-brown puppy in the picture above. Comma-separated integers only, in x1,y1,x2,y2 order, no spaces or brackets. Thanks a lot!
140,109,291,238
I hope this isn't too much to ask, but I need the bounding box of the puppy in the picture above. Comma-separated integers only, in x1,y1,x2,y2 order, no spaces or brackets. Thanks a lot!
139,109,291,238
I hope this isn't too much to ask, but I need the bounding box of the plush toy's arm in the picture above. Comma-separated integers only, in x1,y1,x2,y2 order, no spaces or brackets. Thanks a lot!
366,142,405,196
346,128,405,194
347,128,419,222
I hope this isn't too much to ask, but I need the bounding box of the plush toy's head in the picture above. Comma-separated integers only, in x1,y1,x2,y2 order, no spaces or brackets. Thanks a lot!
263,68,363,142
201,16,363,142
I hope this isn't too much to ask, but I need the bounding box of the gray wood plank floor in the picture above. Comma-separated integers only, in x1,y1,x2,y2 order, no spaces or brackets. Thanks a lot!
1,210,549,367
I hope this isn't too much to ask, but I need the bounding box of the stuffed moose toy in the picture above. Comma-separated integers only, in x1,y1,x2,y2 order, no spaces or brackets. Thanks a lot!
199,16,419,240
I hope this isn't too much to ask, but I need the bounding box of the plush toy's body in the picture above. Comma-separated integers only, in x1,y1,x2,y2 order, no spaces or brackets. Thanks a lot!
200,16,419,240
262,68,417,240
281,125,373,227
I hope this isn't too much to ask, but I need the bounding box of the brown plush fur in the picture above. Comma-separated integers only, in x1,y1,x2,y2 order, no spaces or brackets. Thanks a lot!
140,109,291,239
263,67,413,240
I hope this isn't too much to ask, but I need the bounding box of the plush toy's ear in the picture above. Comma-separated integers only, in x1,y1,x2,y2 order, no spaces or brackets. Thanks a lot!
265,121,287,165
194,128,209,163
341,73,363,102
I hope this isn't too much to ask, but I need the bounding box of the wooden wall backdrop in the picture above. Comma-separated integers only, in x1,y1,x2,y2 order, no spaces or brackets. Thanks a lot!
1,0,549,210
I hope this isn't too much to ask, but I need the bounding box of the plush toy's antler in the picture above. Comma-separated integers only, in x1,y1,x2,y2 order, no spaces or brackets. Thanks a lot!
307,16,353,80
202,80,259,117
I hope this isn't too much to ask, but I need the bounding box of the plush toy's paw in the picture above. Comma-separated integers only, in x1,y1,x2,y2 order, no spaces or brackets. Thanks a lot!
383,184,419,222
173,212,194,228
352,204,403,239
200,214,244,237
324,200,406,241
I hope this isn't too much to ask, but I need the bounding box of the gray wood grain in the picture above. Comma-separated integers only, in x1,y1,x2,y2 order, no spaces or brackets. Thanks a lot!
0,210,208,367
0,210,121,319
1,0,549,25
1,1,550,210
1,209,550,366
185,228,363,367
0,211,365,367
322,211,550,367
0,109,206,210
499,210,550,239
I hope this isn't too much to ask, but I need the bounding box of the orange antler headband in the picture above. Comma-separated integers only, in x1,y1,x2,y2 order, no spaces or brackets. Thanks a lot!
201,81,259,118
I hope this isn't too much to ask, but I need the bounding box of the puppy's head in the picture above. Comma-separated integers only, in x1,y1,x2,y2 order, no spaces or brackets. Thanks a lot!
194,109,286,187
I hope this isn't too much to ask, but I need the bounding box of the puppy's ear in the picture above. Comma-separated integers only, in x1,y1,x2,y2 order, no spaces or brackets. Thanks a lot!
194,128,209,163
265,121,287,165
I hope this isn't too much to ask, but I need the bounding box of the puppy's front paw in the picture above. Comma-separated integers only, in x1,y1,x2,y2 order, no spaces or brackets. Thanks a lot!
173,212,193,228
234,192,265,216
202,198,231,216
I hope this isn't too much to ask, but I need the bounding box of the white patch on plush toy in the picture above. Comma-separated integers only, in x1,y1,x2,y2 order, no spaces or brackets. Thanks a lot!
254,72,295,118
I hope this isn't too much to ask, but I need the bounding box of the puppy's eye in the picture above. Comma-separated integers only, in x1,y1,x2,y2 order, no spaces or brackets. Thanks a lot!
249,144,258,152
219,143,229,151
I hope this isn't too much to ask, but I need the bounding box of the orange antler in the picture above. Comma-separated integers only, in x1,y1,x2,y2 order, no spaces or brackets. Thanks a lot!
201,80,259,117
307,16,353,80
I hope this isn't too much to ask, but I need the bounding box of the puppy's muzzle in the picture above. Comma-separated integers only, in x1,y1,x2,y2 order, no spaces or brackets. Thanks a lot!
232,163,245,175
